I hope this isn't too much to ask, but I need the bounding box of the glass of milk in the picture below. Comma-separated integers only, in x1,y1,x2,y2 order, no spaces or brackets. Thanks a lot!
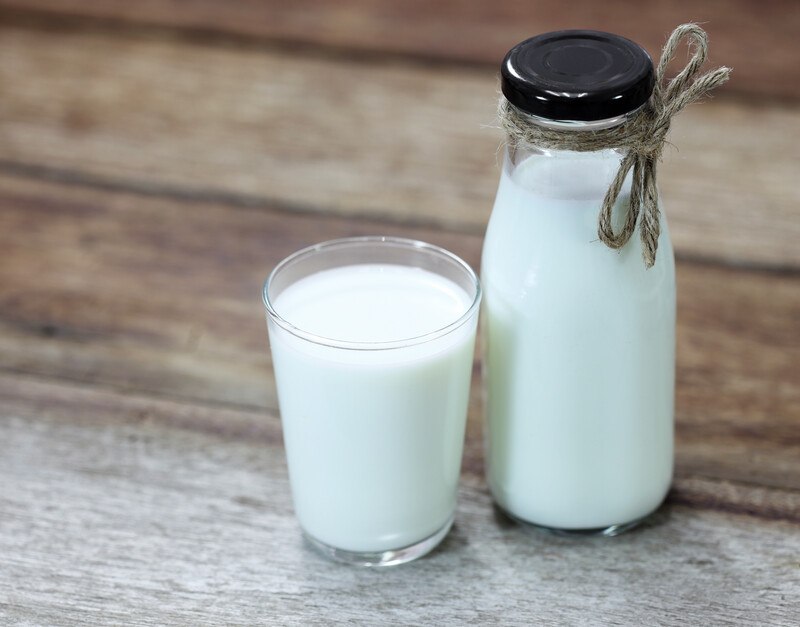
263,237,481,566
483,32,676,534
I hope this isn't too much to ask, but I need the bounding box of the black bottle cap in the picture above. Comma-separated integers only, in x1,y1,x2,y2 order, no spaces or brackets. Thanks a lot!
501,30,655,122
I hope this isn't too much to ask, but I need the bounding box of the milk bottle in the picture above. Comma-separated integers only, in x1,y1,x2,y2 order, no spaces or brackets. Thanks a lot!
482,31,676,533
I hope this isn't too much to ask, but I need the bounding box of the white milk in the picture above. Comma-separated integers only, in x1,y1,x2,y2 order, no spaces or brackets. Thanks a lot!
482,151,675,530
268,264,477,552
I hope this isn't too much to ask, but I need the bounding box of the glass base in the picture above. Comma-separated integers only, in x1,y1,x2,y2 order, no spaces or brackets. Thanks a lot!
303,515,454,567
495,504,647,537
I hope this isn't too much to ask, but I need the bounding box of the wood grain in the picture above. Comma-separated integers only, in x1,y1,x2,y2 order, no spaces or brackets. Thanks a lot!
0,6,797,623
0,0,798,99
0,21,797,269
0,174,798,499
1,373,798,625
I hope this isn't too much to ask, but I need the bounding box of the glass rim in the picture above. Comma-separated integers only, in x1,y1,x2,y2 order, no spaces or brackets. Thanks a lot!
262,236,481,351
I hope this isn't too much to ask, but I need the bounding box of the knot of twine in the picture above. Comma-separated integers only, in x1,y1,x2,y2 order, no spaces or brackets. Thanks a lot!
499,24,732,267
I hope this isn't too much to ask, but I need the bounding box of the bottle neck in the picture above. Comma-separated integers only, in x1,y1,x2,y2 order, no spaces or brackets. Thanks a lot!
503,100,641,166
506,100,643,131
502,101,639,200
506,102,644,162
506,143,625,170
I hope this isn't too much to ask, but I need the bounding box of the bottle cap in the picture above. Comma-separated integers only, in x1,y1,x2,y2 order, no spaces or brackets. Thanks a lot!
501,30,655,121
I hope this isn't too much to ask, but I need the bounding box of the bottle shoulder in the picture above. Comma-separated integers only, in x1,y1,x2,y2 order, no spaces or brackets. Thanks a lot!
482,160,675,305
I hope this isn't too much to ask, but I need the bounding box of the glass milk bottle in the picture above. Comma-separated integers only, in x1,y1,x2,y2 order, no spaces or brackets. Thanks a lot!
482,31,676,534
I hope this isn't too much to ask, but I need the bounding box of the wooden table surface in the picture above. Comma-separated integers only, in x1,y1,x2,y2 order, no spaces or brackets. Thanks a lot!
0,2,798,624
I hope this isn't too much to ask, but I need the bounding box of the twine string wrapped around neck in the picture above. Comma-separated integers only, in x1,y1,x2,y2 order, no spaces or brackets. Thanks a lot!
499,24,732,267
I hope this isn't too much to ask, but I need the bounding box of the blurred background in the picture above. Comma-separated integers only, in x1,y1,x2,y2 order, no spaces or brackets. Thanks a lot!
0,0,798,467
0,0,797,265
0,0,797,406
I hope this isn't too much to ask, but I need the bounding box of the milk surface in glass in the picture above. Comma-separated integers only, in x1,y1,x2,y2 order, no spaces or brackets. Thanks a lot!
482,149,676,530
269,263,477,553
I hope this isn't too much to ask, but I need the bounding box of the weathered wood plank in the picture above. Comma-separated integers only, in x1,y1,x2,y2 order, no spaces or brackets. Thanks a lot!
672,262,800,492
1,374,798,625
2,372,798,525
0,22,797,268
0,174,798,497
0,174,478,410
0,1,797,99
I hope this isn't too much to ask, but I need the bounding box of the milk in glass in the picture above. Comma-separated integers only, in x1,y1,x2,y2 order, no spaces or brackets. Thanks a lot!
267,254,479,557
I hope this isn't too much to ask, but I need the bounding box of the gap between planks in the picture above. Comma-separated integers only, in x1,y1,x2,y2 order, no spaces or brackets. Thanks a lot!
2,158,797,277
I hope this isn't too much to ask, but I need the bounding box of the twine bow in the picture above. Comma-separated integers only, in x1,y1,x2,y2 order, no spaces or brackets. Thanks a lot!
499,24,732,267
